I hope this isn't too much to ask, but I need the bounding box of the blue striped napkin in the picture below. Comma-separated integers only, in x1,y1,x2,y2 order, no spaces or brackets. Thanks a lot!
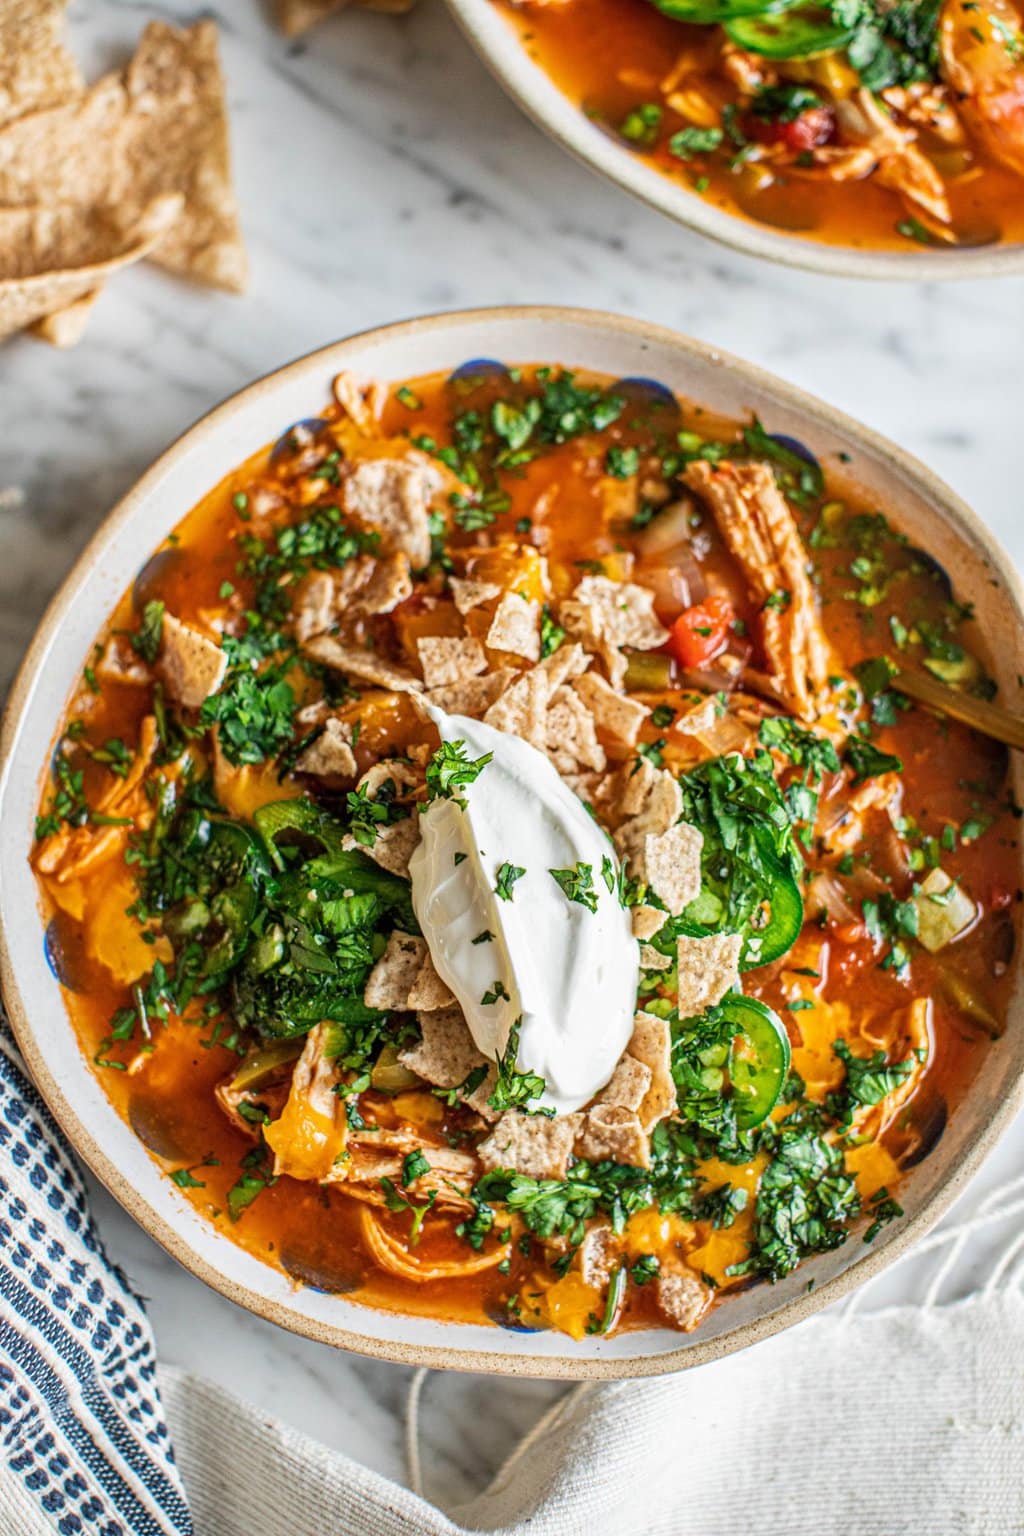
0,1015,192,1536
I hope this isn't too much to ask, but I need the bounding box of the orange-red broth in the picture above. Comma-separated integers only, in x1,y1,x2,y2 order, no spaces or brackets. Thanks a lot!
34,367,1019,1337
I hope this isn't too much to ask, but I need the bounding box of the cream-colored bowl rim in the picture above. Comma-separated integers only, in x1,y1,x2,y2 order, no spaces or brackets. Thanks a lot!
2,306,1023,1379
443,0,1024,281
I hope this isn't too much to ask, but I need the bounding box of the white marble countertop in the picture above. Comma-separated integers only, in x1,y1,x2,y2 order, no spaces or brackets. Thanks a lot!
3,0,1024,1514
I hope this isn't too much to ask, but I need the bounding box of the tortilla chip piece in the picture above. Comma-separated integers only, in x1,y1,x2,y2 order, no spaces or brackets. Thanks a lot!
629,1011,677,1131
477,1111,581,1180
343,815,420,880
546,686,606,774
342,455,441,569
578,1220,619,1288
573,671,648,747
0,0,82,128
427,667,517,719
486,591,541,662
406,951,456,1011
122,21,247,293
332,371,386,434
303,633,423,693
657,1269,711,1332
0,194,182,342
29,286,101,347
364,931,426,1010
537,640,590,692
449,576,500,615
643,822,703,916
294,717,357,781
677,932,743,1019
158,612,227,709
577,1105,650,1169
639,943,672,972
417,635,487,689
562,574,668,687
594,1055,652,1113
0,21,245,294
484,668,548,749
632,904,665,942
398,1005,488,1089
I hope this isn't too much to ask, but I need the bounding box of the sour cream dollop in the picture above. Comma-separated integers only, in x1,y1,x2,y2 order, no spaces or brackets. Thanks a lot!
409,707,639,1115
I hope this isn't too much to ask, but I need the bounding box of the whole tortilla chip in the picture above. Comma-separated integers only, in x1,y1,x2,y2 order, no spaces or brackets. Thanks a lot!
677,932,743,1019
0,20,246,295
577,1105,650,1169
0,0,82,128
0,194,182,341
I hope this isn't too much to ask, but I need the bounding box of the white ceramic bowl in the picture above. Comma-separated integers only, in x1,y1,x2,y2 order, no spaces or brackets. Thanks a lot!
2,307,1023,1378
443,0,1024,281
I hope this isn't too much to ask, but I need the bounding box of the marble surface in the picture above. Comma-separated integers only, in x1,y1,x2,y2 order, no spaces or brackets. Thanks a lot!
3,0,1024,1513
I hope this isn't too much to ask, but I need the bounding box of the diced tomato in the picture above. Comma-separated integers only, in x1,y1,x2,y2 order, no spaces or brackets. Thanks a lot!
749,106,835,154
667,594,734,670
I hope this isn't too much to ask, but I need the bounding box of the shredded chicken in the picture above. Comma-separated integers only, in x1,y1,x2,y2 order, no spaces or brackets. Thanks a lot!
683,460,831,720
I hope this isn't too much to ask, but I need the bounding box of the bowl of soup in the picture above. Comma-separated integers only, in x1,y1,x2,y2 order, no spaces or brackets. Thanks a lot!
2,306,1023,1377
443,0,1024,276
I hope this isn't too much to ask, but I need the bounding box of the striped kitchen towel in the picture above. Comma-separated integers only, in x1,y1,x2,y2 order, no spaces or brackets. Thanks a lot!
0,1017,191,1536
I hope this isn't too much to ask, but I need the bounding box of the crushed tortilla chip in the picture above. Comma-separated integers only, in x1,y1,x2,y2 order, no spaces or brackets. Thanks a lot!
478,1111,581,1180
537,640,589,692
364,931,427,1010
486,591,542,662
577,1104,650,1168
578,1220,619,1288
484,669,548,749
406,951,456,1011
158,612,227,709
657,1269,711,1331
449,576,500,615
417,635,487,689
642,822,703,916
632,904,665,942
639,943,672,972
342,455,441,569
573,671,648,746
677,932,743,1018
546,686,606,774
294,717,357,781
594,1055,652,1113
303,633,423,693
427,667,517,719
344,816,420,879
629,1011,677,1131
398,1006,488,1089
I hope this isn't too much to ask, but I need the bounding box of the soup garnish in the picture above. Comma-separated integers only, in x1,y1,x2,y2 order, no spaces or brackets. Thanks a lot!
497,0,1024,252
32,362,1017,1339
